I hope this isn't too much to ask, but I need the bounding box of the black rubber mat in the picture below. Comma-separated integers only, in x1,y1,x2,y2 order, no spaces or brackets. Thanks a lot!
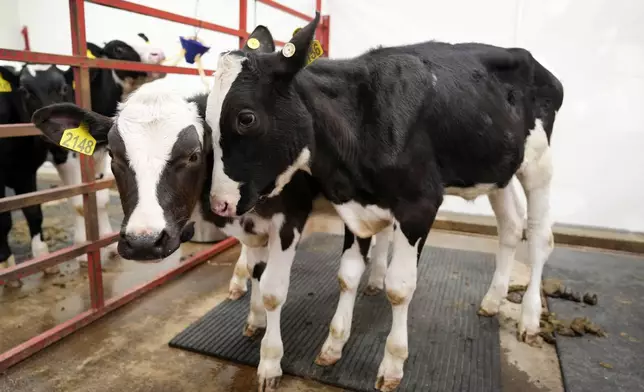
545,247,644,392
169,233,501,391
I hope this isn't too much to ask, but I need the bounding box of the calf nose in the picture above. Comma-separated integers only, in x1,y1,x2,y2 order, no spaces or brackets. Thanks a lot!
210,196,232,217
148,52,165,63
119,229,169,260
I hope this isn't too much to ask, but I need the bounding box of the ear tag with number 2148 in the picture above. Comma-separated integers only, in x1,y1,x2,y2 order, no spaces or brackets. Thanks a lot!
60,123,96,156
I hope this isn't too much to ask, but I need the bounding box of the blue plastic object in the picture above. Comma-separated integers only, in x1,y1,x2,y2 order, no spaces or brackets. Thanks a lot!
179,36,210,64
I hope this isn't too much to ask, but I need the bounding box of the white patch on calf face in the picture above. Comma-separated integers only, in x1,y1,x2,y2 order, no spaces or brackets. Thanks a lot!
117,81,204,235
206,53,245,212
267,147,311,198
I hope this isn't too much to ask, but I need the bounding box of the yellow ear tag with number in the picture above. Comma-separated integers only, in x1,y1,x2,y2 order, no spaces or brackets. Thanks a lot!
60,123,96,156
0,75,12,93
306,40,324,65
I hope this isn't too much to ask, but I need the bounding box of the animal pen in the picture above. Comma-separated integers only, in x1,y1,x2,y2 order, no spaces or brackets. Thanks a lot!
0,0,330,372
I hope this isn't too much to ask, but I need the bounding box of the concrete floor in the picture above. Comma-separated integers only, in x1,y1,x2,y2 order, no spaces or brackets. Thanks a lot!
0,196,580,392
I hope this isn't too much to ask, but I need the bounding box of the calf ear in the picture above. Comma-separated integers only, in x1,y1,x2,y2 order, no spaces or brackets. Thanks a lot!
242,25,276,54
276,12,320,75
0,66,19,88
32,103,113,150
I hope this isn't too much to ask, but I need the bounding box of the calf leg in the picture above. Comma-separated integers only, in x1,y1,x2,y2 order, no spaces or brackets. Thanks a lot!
515,126,554,346
316,227,370,366
0,191,22,288
14,175,56,275
478,185,524,316
376,203,436,391
229,244,250,300
365,223,393,295
244,245,269,337
257,216,303,391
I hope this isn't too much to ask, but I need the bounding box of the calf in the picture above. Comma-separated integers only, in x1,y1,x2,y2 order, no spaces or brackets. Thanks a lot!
206,13,563,391
1,64,72,287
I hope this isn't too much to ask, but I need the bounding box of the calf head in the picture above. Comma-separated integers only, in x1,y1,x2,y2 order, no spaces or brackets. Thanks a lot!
19,65,72,118
102,39,146,80
134,33,166,65
206,14,319,217
32,25,277,261
32,84,206,261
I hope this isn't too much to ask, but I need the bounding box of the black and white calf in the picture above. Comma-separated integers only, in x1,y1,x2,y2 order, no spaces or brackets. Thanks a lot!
0,64,73,286
207,13,563,391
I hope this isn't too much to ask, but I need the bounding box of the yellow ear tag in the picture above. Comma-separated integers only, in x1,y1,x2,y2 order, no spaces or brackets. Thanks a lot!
247,38,260,50
86,49,96,59
306,40,324,65
60,123,96,156
0,75,12,93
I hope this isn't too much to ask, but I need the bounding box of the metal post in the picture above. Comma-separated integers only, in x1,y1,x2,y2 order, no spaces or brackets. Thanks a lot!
69,0,104,309
314,0,322,42
239,0,248,49
322,15,330,56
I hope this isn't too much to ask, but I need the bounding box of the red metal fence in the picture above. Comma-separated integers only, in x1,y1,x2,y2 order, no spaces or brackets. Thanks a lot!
0,0,329,372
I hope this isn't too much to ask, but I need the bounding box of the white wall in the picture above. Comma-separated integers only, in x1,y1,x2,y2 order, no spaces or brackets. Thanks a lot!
327,0,644,233
0,0,22,52
2,0,642,232
4,0,322,95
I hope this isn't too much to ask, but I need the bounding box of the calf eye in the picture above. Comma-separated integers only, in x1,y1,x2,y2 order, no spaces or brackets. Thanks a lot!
237,110,256,129
60,85,68,95
188,151,199,163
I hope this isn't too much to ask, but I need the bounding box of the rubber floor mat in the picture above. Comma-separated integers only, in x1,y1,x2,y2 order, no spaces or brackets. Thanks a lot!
544,247,644,392
169,233,501,391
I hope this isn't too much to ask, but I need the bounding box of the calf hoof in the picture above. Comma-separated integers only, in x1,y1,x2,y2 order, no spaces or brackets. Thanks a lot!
228,288,247,300
364,285,382,296
5,279,23,288
243,323,265,338
258,376,281,392
478,294,502,317
44,265,60,275
477,307,498,317
375,376,401,392
314,351,341,367
517,329,543,348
